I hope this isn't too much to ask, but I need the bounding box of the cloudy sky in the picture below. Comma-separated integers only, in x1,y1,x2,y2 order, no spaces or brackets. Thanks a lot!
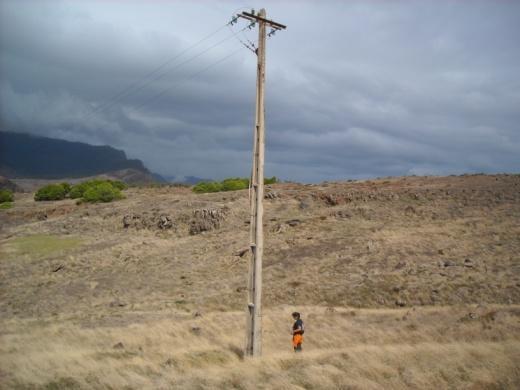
1,0,519,182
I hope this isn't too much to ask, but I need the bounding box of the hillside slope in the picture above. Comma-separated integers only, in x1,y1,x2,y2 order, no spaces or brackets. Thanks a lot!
0,174,519,389
0,131,157,180
11,168,164,192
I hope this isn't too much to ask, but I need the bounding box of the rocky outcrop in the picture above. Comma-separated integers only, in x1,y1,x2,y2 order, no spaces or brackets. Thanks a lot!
189,208,227,235
123,213,174,230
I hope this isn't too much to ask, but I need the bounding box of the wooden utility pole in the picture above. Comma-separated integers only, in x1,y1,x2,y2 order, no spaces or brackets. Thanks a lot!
237,8,286,358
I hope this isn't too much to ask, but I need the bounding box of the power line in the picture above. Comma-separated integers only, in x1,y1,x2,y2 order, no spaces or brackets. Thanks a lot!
84,26,248,122
83,24,228,120
84,22,249,122
227,22,256,53
128,45,245,115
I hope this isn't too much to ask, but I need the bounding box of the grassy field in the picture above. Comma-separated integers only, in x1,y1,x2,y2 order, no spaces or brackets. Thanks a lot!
0,174,519,388
1,306,519,389
2,234,82,258
0,202,13,210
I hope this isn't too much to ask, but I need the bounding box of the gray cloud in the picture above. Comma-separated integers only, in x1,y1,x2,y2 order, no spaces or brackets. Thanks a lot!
1,0,519,182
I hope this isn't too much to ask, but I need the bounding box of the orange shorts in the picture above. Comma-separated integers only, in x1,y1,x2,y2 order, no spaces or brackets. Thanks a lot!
292,334,303,347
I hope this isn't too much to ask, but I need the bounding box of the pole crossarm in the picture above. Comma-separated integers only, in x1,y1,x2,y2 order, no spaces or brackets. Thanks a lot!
238,12,287,30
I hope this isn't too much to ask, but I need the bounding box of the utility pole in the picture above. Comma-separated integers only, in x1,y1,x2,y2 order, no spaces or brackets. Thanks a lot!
237,8,286,357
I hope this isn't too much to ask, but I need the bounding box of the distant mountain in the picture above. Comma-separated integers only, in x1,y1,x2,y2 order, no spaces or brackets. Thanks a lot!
182,176,212,184
158,175,211,184
0,131,164,183
0,176,21,192
151,173,168,183
161,175,177,183
10,169,164,192
97,168,166,185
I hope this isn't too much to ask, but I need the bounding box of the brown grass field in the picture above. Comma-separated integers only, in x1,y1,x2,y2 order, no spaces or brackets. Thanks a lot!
1,174,519,389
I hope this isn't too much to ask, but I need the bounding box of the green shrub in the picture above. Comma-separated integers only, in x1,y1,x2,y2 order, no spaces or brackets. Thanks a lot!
69,184,84,199
221,178,249,191
70,180,126,199
193,176,278,193
70,180,99,199
83,182,123,203
33,180,126,203
0,202,13,210
60,182,72,193
0,189,14,203
193,181,223,193
34,183,69,201
108,180,128,191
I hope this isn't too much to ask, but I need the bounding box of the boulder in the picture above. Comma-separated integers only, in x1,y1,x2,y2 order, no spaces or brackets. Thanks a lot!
123,213,175,230
189,208,227,235
264,190,278,199
157,214,174,230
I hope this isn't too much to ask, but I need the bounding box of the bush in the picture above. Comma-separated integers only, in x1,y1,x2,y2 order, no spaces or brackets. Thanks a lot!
60,182,72,193
83,182,123,203
0,189,14,203
70,180,99,199
108,180,128,191
69,184,84,199
34,183,69,201
264,176,278,185
221,178,249,191
193,181,223,193
70,180,126,199
193,176,278,193
33,180,126,203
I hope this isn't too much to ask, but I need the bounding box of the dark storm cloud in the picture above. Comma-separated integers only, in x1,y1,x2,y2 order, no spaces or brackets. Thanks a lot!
1,0,519,182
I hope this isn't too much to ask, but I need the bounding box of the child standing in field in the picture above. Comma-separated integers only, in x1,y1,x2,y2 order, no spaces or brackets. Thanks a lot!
292,312,304,352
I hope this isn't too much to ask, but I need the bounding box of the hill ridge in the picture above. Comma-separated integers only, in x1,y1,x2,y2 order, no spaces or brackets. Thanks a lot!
0,131,158,180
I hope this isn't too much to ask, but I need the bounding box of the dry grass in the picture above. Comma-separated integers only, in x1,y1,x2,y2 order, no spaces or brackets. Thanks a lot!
1,174,519,388
1,306,519,389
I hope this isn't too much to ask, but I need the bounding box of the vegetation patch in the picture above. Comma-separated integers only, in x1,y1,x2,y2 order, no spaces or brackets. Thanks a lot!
193,176,277,193
4,234,82,258
0,202,13,210
34,180,126,203
0,189,14,203
70,179,127,199
82,182,124,203
34,183,70,201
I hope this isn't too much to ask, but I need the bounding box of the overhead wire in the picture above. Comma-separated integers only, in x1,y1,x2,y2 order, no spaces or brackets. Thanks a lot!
227,24,256,53
83,22,245,121
129,45,246,115
83,10,258,123
83,24,228,120
227,16,257,53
